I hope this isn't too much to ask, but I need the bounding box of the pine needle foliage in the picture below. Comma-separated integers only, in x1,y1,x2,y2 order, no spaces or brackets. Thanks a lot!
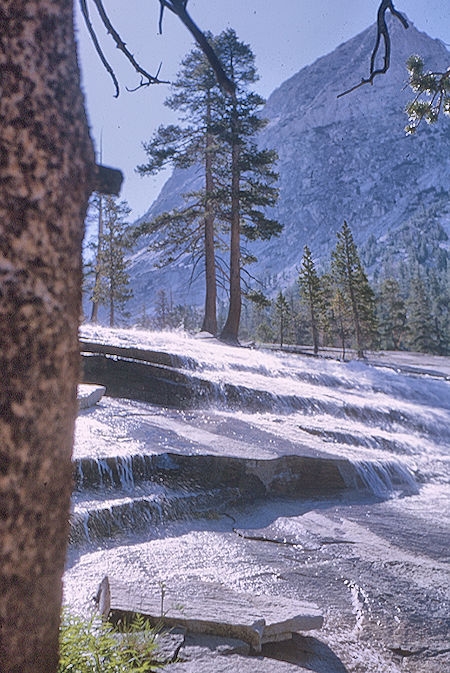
405,55,450,134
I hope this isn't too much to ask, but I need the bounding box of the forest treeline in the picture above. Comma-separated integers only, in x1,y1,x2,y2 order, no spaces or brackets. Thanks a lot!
85,200,448,357
137,220,449,357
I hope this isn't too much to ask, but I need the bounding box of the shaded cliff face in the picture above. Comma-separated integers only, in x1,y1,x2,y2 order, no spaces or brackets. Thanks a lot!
127,17,449,314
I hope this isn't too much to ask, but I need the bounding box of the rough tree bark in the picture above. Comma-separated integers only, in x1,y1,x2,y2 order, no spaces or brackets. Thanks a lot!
0,2,95,672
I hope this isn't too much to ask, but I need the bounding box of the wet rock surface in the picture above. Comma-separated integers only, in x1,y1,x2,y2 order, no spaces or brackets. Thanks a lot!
66,490,450,673
67,333,450,672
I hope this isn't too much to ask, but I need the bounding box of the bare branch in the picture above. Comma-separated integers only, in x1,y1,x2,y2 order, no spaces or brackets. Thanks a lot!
79,0,120,96
337,1,408,98
80,0,169,96
91,0,169,87
159,0,235,96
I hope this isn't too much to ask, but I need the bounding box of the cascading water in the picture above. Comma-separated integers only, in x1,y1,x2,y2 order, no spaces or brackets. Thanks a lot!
73,326,450,544
66,327,450,673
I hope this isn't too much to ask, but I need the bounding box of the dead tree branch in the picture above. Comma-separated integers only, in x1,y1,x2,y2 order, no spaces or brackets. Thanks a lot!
80,0,234,97
159,0,235,95
337,0,408,98
79,0,169,96
79,0,120,96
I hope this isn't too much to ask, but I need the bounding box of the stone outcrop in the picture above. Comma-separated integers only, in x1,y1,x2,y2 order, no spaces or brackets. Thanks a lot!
97,575,323,653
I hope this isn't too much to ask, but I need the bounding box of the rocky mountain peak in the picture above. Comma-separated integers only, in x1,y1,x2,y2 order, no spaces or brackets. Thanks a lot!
127,17,449,317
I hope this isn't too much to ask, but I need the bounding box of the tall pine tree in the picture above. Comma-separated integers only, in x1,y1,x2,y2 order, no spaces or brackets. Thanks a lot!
274,291,291,348
136,38,224,334
377,277,407,350
406,277,438,353
331,221,377,357
298,245,322,354
216,29,281,344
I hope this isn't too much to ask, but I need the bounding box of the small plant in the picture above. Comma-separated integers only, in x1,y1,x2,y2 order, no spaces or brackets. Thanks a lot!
58,608,159,672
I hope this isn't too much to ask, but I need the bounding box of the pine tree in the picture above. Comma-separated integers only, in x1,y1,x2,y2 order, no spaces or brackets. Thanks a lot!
89,193,104,323
298,245,323,354
273,291,291,348
154,288,170,329
331,221,377,357
90,197,133,327
136,31,281,342
216,29,281,344
406,277,438,353
136,38,224,335
321,273,353,359
377,278,407,350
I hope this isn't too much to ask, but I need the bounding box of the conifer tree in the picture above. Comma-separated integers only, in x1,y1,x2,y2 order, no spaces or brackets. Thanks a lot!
377,277,407,350
136,30,281,342
274,291,291,348
136,38,223,334
90,197,133,327
321,273,353,359
331,221,377,357
406,277,438,353
298,245,322,354
89,193,104,323
216,29,281,344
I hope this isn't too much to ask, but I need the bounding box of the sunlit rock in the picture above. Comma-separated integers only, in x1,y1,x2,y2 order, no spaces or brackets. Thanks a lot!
97,575,323,652
77,384,106,409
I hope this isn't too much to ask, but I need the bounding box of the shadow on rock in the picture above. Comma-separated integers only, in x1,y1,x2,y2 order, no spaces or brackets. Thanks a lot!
262,633,349,672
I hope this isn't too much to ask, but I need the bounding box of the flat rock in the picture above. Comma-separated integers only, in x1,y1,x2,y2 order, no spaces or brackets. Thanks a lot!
162,653,310,672
154,629,186,663
177,632,250,660
78,384,106,409
97,576,323,652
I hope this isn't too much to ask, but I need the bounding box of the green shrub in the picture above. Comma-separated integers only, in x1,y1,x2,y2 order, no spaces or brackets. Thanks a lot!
58,609,160,672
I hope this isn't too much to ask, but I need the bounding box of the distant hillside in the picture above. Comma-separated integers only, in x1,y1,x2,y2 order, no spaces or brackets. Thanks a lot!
126,16,449,318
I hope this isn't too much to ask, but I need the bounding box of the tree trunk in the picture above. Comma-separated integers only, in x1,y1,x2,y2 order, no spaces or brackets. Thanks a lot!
201,101,217,335
0,3,94,672
110,293,115,327
308,285,319,355
90,195,103,322
220,97,241,345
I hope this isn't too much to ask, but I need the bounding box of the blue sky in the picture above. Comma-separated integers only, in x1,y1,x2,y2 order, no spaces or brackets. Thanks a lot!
76,1,450,219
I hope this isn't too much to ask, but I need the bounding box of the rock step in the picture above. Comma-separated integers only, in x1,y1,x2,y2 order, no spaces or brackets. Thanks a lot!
81,352,442,439
73,451,350,496
97,576,323,653
80,339,198,369
77,384,106,409
70,485,243,545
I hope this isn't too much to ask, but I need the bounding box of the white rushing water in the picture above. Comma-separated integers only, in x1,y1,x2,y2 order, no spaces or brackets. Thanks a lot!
65,327,450,673
79,325,450,487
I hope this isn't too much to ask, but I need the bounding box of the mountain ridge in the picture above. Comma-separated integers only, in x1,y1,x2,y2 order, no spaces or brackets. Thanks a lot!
126,16,449,316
